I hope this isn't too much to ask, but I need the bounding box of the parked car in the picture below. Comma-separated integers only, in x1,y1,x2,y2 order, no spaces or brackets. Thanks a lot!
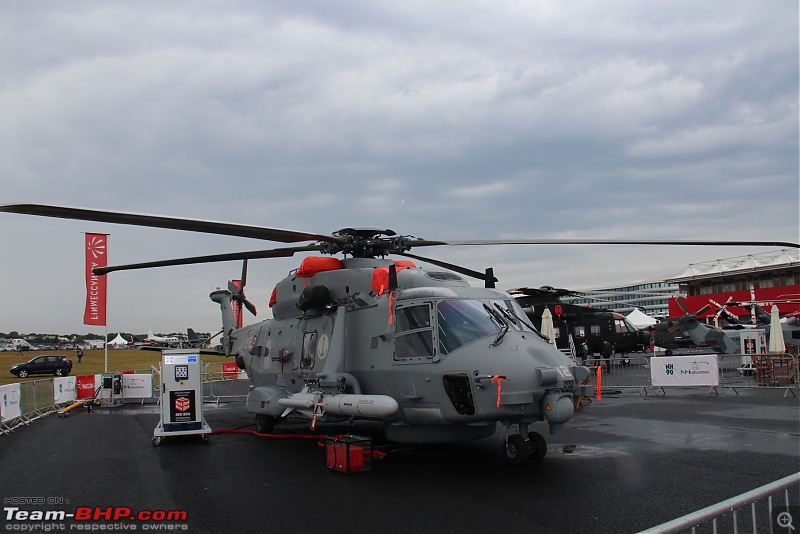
9,355,73,378
737,362,757,376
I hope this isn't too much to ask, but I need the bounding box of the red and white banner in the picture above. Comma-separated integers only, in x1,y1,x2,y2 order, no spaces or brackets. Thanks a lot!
76,375,96,400
84,233,108,326
222,362,239,377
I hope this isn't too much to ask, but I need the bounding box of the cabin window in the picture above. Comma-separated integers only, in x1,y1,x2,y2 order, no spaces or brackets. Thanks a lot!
301,331,317,369
590,325,601,336
395,304,434,359
574,326,586,338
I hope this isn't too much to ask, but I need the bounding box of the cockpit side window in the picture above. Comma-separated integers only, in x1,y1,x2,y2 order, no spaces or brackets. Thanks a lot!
395,303,434,359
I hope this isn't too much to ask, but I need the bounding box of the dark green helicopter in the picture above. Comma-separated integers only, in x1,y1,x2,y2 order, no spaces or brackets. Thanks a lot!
509,286,648,360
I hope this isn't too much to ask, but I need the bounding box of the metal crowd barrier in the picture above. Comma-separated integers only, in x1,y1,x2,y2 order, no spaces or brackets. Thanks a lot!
146,363,249,405
640,471,800,533
1,378,65,434
0,361,251,435
584,355,652,393
718,353,799,397
203,374,250,404
581,353,798,397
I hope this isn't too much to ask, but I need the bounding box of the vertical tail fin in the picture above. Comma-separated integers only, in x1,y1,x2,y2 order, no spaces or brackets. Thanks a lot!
210,289,237,355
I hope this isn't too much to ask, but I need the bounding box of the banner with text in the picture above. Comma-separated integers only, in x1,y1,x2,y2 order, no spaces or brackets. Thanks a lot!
91,373,153,400
76,375,96,399
53,376,77,404
0,383,22,422
84,233,108,326
651,355,720,387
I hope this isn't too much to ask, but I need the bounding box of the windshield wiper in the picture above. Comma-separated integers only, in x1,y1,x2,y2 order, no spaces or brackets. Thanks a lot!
484,303,509,346
493,303,519,326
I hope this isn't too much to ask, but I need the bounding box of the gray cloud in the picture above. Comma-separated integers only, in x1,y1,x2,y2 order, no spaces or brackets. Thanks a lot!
1,0,796,335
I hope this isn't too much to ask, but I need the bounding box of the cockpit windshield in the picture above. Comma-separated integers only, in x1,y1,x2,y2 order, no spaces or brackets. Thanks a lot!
437,299,538,355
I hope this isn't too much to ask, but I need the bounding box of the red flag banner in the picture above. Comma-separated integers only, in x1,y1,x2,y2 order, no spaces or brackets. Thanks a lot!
84,233,108,326
76,375,96,400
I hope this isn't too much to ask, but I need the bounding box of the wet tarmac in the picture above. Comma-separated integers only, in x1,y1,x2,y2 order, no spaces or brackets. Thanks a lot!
1,387,798,533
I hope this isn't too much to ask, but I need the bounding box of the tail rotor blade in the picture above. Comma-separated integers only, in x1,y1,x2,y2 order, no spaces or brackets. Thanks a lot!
694,304,711,317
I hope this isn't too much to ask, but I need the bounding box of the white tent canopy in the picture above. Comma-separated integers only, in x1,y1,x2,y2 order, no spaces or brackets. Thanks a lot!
626,309,657,329
108,333,128,347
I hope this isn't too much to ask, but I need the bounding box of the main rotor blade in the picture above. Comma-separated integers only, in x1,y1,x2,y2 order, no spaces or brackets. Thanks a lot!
0,204,340,244
409,238,800,248
93,244,322,275
395,251,498,283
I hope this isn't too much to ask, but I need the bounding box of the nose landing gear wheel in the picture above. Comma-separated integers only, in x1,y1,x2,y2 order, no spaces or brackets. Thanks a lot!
528,431,547,461
502,434,529,464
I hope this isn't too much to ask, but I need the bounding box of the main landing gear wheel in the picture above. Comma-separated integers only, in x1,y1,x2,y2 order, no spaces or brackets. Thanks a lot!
255,414,275,434
528,432,547,461
502,434,529,464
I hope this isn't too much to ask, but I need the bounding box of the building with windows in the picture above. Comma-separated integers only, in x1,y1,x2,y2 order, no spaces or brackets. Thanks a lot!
664,249,799,320
567,249,800,321
568,281,679,318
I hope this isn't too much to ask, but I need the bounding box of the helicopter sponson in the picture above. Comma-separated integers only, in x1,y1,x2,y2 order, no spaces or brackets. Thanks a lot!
212,256,590,463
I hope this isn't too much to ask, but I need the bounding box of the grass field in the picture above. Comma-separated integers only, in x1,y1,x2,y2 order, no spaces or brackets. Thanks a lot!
0,349,233,387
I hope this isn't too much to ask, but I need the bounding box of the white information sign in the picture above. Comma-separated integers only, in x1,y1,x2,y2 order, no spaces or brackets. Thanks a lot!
122,374,153,399
651,355,720,387
0,383,22,422
91,373,154,400
53,376,77,404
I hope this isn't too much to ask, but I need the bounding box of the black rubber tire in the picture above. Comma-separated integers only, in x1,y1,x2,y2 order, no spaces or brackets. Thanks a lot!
528,431,547,461
18,370,28,378
255,414,275,434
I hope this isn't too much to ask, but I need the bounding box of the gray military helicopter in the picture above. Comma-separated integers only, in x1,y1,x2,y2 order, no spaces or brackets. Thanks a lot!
647,298,738,354
2,203,798,464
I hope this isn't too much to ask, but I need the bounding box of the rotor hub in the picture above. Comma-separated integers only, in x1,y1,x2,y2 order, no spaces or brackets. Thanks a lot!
327,228,409,258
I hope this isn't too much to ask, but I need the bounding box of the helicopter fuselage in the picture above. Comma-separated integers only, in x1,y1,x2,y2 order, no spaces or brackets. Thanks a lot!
212,257,588,445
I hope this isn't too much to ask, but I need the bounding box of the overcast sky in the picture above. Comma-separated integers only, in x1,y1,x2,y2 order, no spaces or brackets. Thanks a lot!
1,1,797,336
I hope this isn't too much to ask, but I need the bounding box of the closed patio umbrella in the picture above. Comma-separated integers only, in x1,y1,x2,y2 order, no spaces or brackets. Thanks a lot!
541,307,557,348
768,305,786,353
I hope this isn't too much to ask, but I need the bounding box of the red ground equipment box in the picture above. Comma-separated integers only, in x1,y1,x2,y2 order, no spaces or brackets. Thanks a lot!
324,434,373,473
